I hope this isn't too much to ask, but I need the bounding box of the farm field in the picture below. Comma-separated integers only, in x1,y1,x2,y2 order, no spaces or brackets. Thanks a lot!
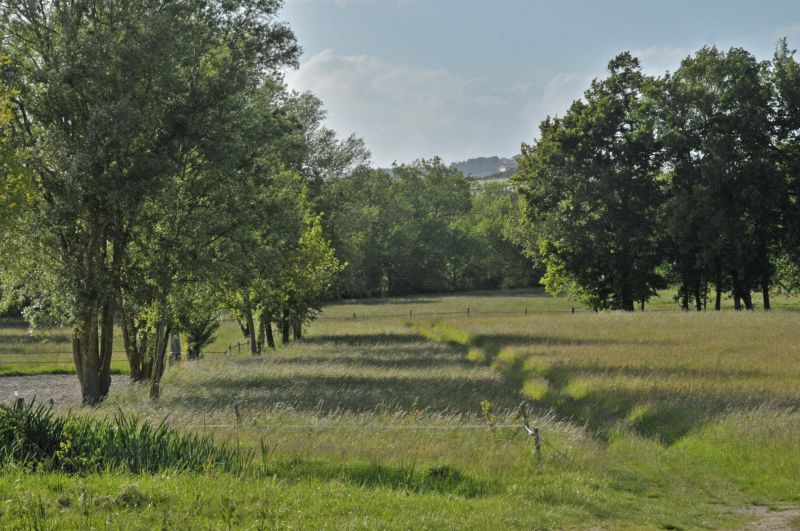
2,290,800,529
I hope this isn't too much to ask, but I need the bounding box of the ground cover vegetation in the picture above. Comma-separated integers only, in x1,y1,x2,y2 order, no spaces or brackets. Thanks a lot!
1,293,798,528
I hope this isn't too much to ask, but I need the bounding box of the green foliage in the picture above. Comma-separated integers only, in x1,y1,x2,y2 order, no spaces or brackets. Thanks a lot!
659,46,782,310
516,43,800,311
320,159,536,298
0,402,243,473
185,318,221,360
516,53,665,310
0,0,302,399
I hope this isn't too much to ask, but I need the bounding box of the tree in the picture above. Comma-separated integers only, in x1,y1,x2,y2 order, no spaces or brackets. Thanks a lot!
773,40,800,280
660,47,782,310
1,0,298,403
453,181,538,290
515,53,665,311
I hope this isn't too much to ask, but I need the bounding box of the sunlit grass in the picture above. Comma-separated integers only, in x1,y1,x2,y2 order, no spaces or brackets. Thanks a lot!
0,318,128,376
2,290,799,528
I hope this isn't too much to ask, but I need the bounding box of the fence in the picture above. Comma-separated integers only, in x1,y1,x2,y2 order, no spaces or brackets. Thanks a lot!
3,304,798,364
0,351,128,366
272,304,799,322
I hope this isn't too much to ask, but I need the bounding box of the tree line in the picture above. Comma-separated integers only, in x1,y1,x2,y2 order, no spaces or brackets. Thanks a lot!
0,0,357,404
0,0,537,404
318,160,536,298
515,43,800,312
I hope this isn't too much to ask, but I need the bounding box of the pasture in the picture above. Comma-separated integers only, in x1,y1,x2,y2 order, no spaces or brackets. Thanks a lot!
1,290,800,529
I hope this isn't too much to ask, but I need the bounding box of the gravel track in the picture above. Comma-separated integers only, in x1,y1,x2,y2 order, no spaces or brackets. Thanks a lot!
0,374,128,409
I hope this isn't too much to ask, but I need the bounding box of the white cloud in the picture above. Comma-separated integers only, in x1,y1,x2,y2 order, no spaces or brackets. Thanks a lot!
631,46,694,75
521,72,593,126
286,50,593,166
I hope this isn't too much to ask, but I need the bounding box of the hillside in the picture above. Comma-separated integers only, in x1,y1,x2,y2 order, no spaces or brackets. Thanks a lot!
451,156,519,179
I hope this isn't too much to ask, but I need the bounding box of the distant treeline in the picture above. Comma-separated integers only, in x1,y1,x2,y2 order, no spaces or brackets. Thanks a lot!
318,159,537,298
515,43,800,311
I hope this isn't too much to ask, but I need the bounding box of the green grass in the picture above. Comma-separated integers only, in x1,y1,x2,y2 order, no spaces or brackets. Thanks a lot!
0,318,129,376
2,289,799,528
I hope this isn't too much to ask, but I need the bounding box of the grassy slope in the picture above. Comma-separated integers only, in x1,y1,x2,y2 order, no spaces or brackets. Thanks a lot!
1,290,799,529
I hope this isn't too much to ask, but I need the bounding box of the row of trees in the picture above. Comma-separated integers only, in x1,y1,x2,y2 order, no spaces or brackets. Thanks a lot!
516,43,800,311
318,159,537,298
0,0,355,404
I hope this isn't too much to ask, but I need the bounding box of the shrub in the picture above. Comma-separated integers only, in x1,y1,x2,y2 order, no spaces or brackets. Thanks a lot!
0,401,246,473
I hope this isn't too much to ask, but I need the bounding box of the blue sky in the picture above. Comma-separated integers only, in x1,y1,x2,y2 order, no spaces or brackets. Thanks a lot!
281,0,800,167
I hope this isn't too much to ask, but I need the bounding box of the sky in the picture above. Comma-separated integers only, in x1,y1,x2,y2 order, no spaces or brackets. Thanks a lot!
281,0,800,167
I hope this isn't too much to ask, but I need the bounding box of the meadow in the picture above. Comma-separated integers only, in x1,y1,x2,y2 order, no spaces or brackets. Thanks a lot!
1,290,799,529
0,318,129,377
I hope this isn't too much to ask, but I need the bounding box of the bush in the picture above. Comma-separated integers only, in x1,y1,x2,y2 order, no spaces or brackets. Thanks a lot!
0,401,246,473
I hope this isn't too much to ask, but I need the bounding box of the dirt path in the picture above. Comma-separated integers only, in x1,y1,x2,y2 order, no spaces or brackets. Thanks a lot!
0,374,128,409
734,507,800,530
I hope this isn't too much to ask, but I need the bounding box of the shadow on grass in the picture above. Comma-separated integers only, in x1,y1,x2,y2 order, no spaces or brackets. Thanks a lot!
269,354,474,371
303,333,424,346
266,459,497,498
535,364,800,444
415,323,799,445
167,372,519,415
476,333,677,349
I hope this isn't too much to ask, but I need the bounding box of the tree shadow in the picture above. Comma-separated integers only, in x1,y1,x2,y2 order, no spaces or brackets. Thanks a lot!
167,370,518,415
477,333,677,349
263,460,498,498
532,364,800,444
269,354,474,371
302,333,424,346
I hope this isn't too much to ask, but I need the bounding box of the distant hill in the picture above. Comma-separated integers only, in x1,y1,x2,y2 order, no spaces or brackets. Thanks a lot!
451,156,519,179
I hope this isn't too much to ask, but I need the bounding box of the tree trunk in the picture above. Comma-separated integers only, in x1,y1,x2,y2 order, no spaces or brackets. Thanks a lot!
640,300,645,312
762,278,771,310
79,313,101,405
237,316,249,339
281,310,290,344
149,322,169,399
121,314,138,381
293,319,302,340
693,285,702,312
139,327,151,381
715,283,722,311
622,295,634,312
245,305,257,355
265,317,275,350
170,332,181,362
98,300,115,398
743,291,754,311
256,313,266,354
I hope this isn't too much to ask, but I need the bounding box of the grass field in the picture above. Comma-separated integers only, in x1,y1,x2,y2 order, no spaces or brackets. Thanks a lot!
0,318,129,376
1,290,800,529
